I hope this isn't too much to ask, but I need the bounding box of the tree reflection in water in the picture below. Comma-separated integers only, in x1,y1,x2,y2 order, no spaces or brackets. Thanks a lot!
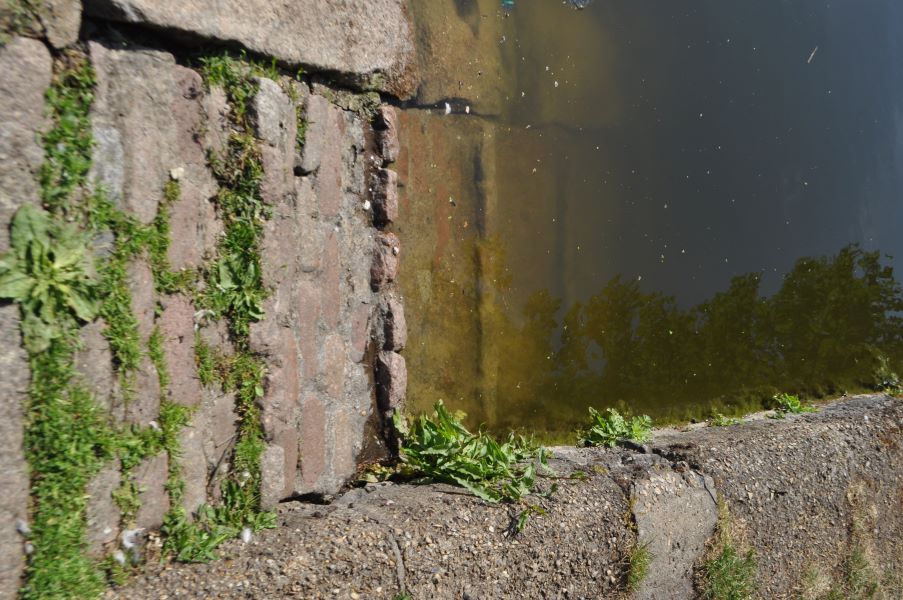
477,244,903,437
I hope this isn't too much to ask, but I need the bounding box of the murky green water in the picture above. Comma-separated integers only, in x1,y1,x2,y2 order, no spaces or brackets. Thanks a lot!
397,0,903,437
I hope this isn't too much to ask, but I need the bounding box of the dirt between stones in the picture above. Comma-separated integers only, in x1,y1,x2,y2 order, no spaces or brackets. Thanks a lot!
105,395,902,600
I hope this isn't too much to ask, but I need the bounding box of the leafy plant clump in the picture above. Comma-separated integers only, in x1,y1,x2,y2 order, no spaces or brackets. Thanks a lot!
710,413,741,427
0,204,98,352
768,392,816,419
579,407,653,448
393,400,548,503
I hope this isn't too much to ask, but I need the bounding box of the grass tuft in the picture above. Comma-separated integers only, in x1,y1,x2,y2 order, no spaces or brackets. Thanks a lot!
702,500,757,600
20,341,115,600
627,542,653,592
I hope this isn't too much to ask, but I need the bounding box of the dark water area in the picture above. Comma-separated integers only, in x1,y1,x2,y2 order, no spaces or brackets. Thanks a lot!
399,0,903,438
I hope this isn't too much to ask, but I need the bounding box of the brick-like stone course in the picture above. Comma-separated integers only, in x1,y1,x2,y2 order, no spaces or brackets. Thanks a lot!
374,106,400,164
251,80,402,501
82,42,232,551
371,231,400,290
372,168,399,225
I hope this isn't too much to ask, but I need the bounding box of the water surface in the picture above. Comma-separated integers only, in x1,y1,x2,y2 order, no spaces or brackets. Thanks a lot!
397,0,903,437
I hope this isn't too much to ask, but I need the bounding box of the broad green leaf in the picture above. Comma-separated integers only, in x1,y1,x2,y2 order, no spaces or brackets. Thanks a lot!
217,261,234,289
66,289,98,321
10,204,51,259
52,243,86,270
0,268,34,300
22,312,57,353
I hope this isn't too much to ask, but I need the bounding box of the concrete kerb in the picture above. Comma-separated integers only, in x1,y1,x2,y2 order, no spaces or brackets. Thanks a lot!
105,395,903,599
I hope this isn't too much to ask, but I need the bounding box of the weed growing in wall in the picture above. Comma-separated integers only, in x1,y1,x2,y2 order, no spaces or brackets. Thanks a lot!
40,52,95,215
1,57,112,599
6,53,211,596
19,340,115,599
152,51,292,562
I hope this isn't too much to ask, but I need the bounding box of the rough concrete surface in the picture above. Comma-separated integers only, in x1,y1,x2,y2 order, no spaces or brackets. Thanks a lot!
105,396,902,599
82,0,417,96
0,36,51,600
652,394,903,599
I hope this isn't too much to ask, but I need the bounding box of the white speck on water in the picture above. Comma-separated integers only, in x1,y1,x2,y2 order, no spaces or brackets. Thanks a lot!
444,102,451,115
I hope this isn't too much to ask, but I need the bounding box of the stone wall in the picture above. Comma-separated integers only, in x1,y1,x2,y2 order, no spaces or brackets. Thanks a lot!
0,2,412,596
